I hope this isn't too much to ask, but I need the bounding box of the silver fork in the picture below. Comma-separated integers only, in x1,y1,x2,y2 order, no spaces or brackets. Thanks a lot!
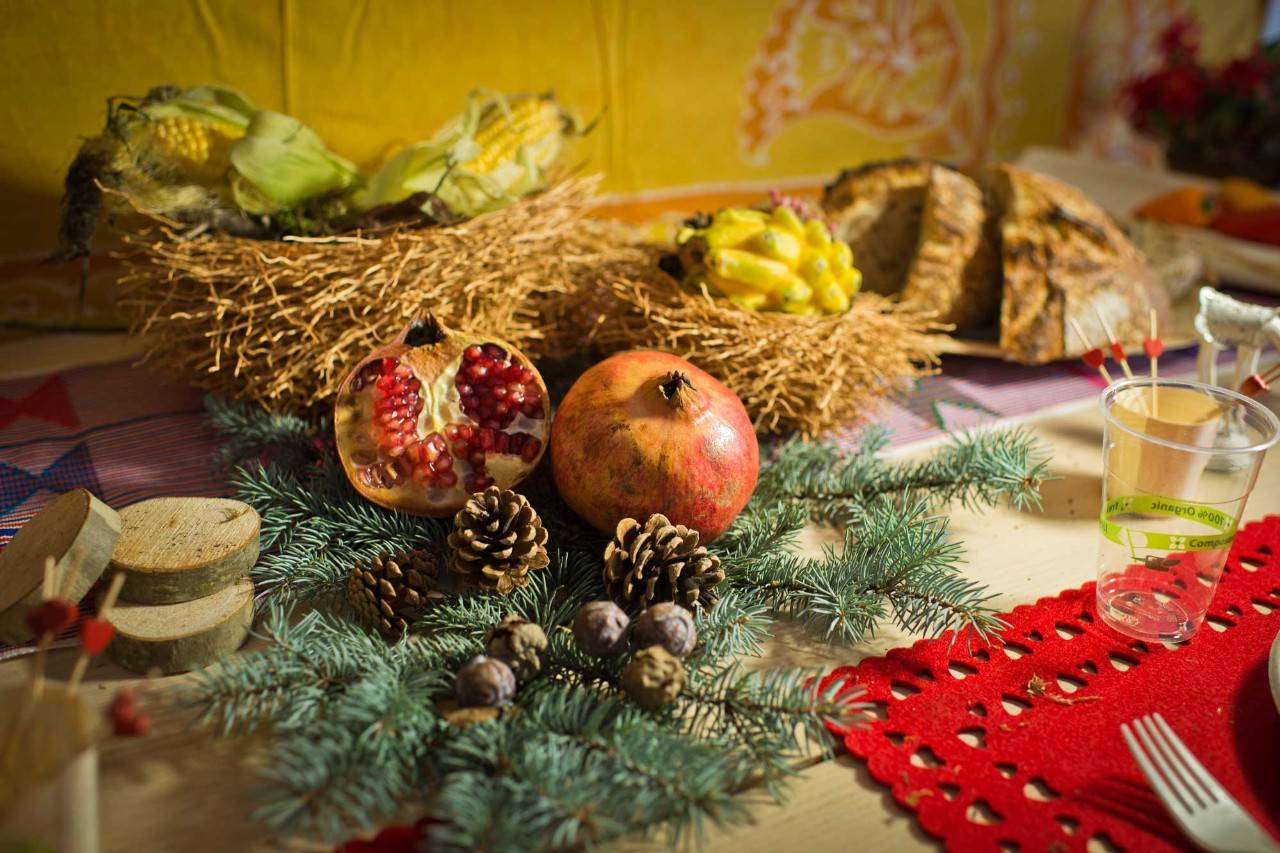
1122,713,1280,852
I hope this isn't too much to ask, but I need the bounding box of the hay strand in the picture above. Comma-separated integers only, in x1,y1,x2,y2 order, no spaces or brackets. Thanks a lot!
116,178,598,411
115,178,939,433
545,222,940,435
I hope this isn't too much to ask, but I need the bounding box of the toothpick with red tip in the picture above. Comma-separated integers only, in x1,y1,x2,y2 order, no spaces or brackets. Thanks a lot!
1092,305,1137,381
1145,309,1164,417
66,571,125,692
1240,362,1280,399
1069,317,1115,384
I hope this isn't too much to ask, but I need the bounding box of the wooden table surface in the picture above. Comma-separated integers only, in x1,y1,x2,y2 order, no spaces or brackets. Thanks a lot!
3,342,1278,853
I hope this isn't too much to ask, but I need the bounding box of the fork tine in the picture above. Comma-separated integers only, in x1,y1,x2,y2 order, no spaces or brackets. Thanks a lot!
1122,722,1190,816
1135,716,1206,811
1152,713,1222,804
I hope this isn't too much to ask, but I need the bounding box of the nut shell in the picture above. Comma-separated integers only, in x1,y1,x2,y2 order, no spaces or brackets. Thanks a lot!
621,646,686,711
454,655,517,707
572,600,630,657
630,603,697,658
485,615,548,682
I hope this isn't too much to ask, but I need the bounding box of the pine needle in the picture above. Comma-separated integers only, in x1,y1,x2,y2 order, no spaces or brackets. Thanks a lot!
190,397,1049,845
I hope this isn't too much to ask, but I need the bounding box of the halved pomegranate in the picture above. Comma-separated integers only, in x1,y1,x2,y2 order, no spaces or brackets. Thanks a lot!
334,316,549,516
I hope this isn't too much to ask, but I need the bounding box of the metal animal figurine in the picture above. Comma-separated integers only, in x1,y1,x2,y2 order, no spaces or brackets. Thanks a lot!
1193,287,1280,393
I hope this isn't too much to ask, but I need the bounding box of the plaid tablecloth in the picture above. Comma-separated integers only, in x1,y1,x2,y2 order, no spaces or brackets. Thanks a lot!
0,346,1210,552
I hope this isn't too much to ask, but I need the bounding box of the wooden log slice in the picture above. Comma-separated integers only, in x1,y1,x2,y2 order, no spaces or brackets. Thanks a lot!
0,489,120,644
110,497,260,605
107,578,254,675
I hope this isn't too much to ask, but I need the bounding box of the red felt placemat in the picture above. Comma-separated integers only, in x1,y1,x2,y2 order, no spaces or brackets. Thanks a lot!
825,515,1280,852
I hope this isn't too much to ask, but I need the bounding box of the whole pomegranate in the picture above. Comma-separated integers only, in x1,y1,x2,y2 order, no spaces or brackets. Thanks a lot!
550,351,758,542
335,316,549,516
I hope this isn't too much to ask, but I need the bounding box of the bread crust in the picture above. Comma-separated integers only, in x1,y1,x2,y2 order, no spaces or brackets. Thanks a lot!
985,164,1170,364
901,165,1000,328
822,159,932,297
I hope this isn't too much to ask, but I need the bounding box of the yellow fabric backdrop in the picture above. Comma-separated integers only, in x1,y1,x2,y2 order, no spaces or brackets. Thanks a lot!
0,0,1261,325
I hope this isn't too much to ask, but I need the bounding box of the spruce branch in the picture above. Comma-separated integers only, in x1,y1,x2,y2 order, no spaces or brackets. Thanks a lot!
195,397,1045,847
206,394,321,473
724,496,1005,644
754,427,1050,527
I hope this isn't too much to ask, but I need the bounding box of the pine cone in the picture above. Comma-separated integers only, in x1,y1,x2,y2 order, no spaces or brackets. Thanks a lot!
603,514,724,610
347,548,442,636
448,486,549,594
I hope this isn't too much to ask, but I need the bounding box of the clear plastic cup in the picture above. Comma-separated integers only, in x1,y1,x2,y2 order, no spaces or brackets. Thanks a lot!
1097,378,1279,642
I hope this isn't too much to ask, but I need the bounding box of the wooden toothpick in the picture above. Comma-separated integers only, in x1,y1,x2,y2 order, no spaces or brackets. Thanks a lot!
1144,308,1164,418
1092,304,1136,381
1069,317,1115,384
67,572,125,693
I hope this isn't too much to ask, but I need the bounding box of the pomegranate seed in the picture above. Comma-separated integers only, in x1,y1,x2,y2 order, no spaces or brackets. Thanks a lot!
435,453,453,471
437,470,458,488
469,450,486,467
478,430,495,450
495,432,509,453
494,402,509,417
466,364,488,381
483,419,502,430
462,395,479,412
458,384,473,397
464,345,483,361
376,375,397,391
521,438,541,463
444,424,460,439
519,368,535,384
509,433,525,452
483,343,506,358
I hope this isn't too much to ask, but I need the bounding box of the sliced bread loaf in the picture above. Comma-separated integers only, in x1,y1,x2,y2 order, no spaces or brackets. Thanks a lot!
901,164,1001,329
983,164,1170,364
823,159,998,329
822,159,931,298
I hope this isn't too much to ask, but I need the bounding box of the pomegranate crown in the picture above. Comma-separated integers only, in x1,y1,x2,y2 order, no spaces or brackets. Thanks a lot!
402,314,449,347
658,371,698,409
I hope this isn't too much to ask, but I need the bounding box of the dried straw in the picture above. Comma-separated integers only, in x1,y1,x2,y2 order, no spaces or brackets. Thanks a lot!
116,177,597,411
545,222,940,435
116,177,939,433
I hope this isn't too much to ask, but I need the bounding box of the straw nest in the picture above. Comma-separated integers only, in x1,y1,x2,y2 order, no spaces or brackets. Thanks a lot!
544,222,940,435
115,177,597,411
116,176,939,433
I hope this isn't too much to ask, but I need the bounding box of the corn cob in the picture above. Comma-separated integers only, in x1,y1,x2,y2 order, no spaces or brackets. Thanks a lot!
462,95,564,175
674,204,863,316
357,91,579,219
133,116,245,181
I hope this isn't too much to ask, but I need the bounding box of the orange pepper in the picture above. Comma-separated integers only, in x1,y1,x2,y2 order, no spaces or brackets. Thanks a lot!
1133,186,1219,227
1219,177,1278,213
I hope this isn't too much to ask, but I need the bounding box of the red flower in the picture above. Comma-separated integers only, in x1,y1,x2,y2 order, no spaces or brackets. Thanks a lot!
1131,65,1206,122
1158,16,1200,62
1218,55,1271,96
